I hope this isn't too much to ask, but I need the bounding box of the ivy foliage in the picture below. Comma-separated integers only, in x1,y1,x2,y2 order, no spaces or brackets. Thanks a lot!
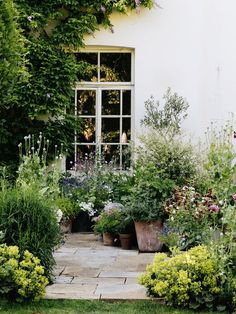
0,0,154,173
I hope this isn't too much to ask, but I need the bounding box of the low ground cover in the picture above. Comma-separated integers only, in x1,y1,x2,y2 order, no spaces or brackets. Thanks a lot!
0,299,228,314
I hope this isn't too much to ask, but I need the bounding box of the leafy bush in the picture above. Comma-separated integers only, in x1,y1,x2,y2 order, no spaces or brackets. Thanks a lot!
141,88,189,138
0,185,61,279
204,119,236,199
127,163,174,222
0,244,48,301
163,186,221,250
55,196,76,220
139,245,223,310
137,133,198,187
93,208,122,235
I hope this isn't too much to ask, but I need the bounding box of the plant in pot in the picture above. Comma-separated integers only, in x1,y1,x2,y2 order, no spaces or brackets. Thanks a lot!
55,196,77,233
118,211,134,250
93,208,122,246
127,163,174,252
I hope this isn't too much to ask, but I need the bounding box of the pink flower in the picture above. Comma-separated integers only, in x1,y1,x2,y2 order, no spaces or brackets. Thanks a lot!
232,194,236,201
209,204,219,213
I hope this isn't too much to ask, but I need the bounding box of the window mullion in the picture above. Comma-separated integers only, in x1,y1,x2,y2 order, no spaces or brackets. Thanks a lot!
74,89,78,166
96,88,102,156
120,90,123,169
98,52,100,83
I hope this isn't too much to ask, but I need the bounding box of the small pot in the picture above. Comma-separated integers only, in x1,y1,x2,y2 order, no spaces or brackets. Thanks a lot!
103,232,114,246
60,219,72,233
119,233,132,250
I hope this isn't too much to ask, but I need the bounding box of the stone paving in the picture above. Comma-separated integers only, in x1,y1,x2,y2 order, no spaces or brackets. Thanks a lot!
46,233,155,300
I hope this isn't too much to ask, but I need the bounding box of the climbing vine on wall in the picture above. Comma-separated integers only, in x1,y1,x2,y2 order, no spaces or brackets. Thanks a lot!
0,0,154,173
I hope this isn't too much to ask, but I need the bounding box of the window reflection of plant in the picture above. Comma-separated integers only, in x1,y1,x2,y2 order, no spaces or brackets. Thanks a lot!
102,130,120,143
78,91,96,115
77,60,120,83
81,118,95,142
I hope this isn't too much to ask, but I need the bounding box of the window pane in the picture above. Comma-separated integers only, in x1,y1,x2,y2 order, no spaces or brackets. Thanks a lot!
102,90,120,115
122,90,131,115
75,53,98,82
78,118,96,143
101,145,120,165
76,145,96,162
77,90,96,115
122,145,131,170
122,118,131,142
100,53,131,82
102,118,120,143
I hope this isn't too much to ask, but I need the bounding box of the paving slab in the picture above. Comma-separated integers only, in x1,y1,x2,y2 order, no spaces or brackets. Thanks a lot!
46,283,97,295
54,276,73,284
99,271,142,278
62,266,101,277
97,284,148,300
72,277,125,285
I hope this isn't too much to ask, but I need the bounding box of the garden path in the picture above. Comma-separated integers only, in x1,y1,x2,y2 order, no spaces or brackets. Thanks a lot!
46,233,154,300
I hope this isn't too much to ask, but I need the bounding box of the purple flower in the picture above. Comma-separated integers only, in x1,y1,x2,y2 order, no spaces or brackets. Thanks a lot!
27,16,33,22
209,204,219,213
232,194,236,201
135,0,141,6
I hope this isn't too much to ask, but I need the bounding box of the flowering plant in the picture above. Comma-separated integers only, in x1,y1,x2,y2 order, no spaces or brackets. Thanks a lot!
0,244,48,301
93,208,122,235
163,186,222,250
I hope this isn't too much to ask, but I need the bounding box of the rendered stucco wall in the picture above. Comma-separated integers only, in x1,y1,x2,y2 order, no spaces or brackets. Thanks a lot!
84,0,236,141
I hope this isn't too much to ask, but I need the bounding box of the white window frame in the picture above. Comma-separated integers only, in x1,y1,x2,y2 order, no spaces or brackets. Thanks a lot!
73,47,135,170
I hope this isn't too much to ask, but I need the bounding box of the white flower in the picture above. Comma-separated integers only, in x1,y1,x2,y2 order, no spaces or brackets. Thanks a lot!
56,209,63,223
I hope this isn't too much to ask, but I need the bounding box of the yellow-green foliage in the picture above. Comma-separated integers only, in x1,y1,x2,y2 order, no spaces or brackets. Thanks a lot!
139,245,221,309
0,244,48,301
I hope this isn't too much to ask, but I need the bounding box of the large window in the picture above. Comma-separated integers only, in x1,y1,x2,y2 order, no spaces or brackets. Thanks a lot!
67,48,134,170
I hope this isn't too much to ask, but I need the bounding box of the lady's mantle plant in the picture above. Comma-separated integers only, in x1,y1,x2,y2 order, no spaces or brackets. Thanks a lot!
0,244,48,301
139,245,223,310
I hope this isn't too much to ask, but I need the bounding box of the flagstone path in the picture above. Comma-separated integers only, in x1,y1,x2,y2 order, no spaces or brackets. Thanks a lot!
46,233,155,300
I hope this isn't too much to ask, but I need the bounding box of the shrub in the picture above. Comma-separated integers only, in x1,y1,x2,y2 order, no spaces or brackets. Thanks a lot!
203,119,236,199
139,245,223,310
163,186,222,250
127,163,174,222
55,196,76,220
0,244,48,301
0,185,61,279
93,208,122,235
136,133,198,187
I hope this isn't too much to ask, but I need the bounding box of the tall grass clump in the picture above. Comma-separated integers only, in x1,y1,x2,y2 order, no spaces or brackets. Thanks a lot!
0,183,61,280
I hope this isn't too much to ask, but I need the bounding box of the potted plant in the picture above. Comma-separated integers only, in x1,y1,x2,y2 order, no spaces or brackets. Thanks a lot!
127,163,174,252
93,208,122,246
118,212,134,250
55,196,76,233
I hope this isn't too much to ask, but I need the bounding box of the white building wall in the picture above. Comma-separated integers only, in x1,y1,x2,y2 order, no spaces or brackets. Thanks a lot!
84,0,236,140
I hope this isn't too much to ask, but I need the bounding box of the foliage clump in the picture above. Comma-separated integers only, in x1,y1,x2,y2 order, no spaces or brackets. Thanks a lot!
0,184,61,279
139,245,223,310
0,244,48,301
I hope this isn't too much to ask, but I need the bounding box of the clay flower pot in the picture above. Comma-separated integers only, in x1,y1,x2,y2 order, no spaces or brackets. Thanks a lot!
119,233,132,250
103,232,114,246
134,220,163,252
60,219,72,233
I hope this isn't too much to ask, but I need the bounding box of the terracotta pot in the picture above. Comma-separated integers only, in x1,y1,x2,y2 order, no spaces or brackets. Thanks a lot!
119,233,132,250
103,232,114,246
60,219,72,233
134,220,163,252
